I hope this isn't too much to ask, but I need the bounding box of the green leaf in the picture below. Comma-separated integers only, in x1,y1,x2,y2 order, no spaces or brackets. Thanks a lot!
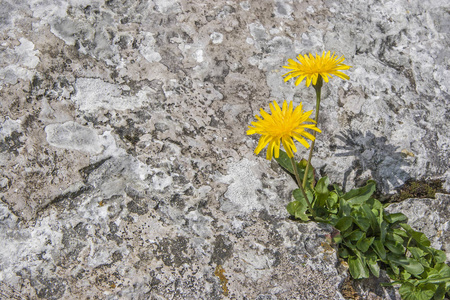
408,246,427,259
338,197,351,217
361,203,378,232
326,192,339,211
385,240,405,255
434,283,447,300
389,261,400,276
333,233,343,244
380,220,388,243
357,235,375,253
423,263,450,283
275,151,316,188
343,180,376,205
372,239,386,260
386,232,406,244
392,228,409,239
314,177,329,207
344,230,364,241
385,212,408,224
315,176,329,195
387,254,424,276
399,282,436,300
352,215,371,232
293,188,314,202
348,254,370,279
428,248,447,265
344,239,358,251
334,216,353,232
298,158,315,187
333,184,344,197
400,223,431,247
286,200,310,221
366,253,380,277
338,247,349,258
274,150,294,174
368,197,383,211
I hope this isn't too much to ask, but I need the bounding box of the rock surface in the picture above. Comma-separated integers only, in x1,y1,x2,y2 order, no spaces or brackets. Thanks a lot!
0,0,449,299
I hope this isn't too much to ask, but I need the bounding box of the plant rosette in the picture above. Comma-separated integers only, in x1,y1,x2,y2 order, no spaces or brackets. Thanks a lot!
247,51,450,300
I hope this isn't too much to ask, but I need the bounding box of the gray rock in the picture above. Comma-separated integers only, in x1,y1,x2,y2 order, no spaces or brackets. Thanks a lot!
0,0,449,298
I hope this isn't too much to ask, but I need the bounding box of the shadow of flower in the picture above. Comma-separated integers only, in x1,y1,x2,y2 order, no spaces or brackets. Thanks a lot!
335,129,410,195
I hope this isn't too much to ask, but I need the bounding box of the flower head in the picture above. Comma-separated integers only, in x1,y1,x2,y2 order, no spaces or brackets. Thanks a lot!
282,51,351,87
247,100,321,160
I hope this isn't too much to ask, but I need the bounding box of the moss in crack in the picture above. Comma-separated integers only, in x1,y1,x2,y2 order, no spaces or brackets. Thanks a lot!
387,179,445,203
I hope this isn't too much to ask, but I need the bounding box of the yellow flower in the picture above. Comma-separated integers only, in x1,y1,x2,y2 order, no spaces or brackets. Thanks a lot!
282,51,351,87
247,100,321,160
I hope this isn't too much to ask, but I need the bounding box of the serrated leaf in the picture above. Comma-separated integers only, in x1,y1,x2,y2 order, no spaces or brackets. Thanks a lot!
385,212,408,224
348,255,370,279
343,180,376,205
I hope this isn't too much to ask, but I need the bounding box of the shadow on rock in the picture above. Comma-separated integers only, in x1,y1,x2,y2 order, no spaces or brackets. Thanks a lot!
335,129,410,195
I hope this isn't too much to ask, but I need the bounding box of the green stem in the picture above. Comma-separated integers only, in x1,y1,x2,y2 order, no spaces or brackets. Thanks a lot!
290,156,316,218
302,76,323,189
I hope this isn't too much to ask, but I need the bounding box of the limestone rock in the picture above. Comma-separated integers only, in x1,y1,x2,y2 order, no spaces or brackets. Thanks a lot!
0,0,449,299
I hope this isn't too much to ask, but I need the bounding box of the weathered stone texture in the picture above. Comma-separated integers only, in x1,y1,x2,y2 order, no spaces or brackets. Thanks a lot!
0,0,449,298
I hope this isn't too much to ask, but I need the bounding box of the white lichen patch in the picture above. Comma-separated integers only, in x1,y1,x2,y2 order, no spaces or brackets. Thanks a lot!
0,38,40,86
210,32,223,44
153,0,181,14
139,32,162,63
72,78,149,112
0,117,22,139
219,158,263,214
45,121,102,154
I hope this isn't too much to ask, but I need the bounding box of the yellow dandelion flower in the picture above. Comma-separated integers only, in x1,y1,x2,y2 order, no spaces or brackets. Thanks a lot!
247,100,321,160
282,51,351,87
